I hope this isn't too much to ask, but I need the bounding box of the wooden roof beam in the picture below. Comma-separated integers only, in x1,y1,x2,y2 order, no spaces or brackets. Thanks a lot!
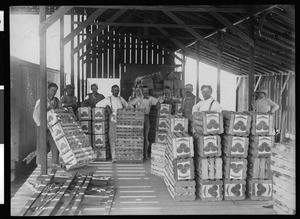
39,6,73,35
163,11,220,55
62,8,107,47
210,12,254,48
72,9,127,55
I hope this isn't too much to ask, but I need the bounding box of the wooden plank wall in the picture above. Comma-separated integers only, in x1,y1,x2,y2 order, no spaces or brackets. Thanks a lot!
78,28,173,101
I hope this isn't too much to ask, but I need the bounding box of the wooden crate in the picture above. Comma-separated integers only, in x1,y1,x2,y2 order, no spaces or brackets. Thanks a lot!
116,108,145,122
196,179,223,202
165,147,195,181
157,103,171,117
155,131,167,144
166,115,188,132
247,178,273,201
192,111,224,135
248,156,272,179
151,143,167,177
271,142,295,214
92,107,109,121
249,135,274,157
78,107,92,120
47,109,76,127
92,134,109,148
92,121,109,135
49,122,82,141
223,179,246,200
223,157,248,180
157,117,168,131
222,110,252,136
80,121,92,134
221,134,249,158
94,148,111,161
193,133,221,157
166,132,194,159
194,156,222,180
244,111,274,136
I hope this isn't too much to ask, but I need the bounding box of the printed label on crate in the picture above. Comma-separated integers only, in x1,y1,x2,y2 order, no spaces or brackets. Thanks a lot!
47,110,58,126
93,108,106,120
79,107,91,120
206,113,220,132
50,123,64,140
175,138,191,157
176,160,192,180
225,183,244,197
56,137,71,155
231,137,246,155
93,122,106,134
160,104,171,116
255,115,270,133
254,182,272,197
94,134,106,147
202,184,221,198
233,115,248,133
157,132,167,143
230,161,244,180
203,136,218,155
158,117,167,130
258,136,272,155
174,118,186,132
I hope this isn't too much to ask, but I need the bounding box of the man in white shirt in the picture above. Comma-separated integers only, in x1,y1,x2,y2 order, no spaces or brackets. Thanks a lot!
128,86,158,159
253,88,279,113
192,85,223,113
96,85,128,162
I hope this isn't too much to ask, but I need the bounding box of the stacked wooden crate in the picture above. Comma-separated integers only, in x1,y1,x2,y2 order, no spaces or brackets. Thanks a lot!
150,142,167,177
115,108,145,163
192,111,224,202
154,103,171,151
221,111,251,200
245,112,274,201
91,107,110,161
163,115,196,201
47,109,95,170
149,105,158,144
271,142,295,214
78,107,92,139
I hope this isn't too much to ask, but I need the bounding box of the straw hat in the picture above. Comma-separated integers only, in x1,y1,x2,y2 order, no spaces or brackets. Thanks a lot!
255,87,268,94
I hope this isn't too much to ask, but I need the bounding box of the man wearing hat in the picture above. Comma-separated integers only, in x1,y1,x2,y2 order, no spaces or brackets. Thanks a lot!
82,83,105,108
60,84,78,113
253,87,279,113
180,84,201,118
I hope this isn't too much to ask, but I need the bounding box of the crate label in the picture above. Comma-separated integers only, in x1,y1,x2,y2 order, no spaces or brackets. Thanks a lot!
56,137,71,155
47,110,58,126
93,122,105,134
160,104,171,116
258,136,272,155
174,118,186,132
158,117,167,131
230,161,244,179
233,115,248,133
94,134,106,147
175,138,191,157
79,107,91,119
203,136,218,155
157,132,167,143
50,123,64,140
206,113,220,132
176,160,192,180
80,121,90,133
231,137,246,155
93,108,106,120
255,115,270,133
254,182,272,197
202,184,221,198
225,183,243,197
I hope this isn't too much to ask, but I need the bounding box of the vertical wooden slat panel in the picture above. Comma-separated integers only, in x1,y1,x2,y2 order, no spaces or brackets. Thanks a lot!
103,29,108,78
109,29,114,78
115,33,123,78
81,15,85,101
71,12,75,86
248,17,255,111
154,44,159,65
141,40,146,65
60,16,65,97
77,14,80,103
137,37,141,64
158,45,163,65
132,36,136,64
98,39,103,78
126,33,130,64
91,23,97,78
196,43,200,99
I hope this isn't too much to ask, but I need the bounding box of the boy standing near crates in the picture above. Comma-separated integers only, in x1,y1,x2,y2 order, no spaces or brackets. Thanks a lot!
128,85,159,160
96,85,128,163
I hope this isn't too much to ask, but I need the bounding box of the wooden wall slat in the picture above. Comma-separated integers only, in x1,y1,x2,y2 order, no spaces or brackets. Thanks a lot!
103,30,108,78
109,29,114,78
137,37,141,64
126,34,130,64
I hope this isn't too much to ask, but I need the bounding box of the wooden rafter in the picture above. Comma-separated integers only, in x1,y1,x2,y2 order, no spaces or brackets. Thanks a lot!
62,8,107,47
163,11,220,55
39,6,73,35
210,11,254,48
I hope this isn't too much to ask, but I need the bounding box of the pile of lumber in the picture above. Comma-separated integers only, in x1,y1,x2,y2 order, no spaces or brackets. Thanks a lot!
115,108,145,163
271,142,295,214
47,109,95,170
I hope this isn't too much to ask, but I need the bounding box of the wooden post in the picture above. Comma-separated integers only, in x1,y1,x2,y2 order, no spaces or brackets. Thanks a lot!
248,17,255,111
39,6,47,175
182,53,186,85
81,15,85,101
77,14,80,103
70,12,75,86
217,34,221,102
196,42,200,98
60,16,65,97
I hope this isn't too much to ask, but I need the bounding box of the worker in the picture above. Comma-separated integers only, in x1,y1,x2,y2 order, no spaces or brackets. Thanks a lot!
179,84,201,118
253,87,279,114
96,85,128,163
157,85,177,104
192,85,223,113
60,84,78,113
33,82,62,167
128,85,158,160
82,83,105,108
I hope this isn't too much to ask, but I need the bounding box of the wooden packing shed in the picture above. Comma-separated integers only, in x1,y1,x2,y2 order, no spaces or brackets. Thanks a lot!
10,5,295,215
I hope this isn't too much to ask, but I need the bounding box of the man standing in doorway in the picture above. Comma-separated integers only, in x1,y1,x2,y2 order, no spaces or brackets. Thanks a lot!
96,85,128,163
60,84,78,113
128,86,158,160
253,87,279,114
82,83,105,108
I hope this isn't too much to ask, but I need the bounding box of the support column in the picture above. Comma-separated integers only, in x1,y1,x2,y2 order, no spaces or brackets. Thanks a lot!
39,6,47,175
196,42,200,98
248,17,255,110
77,14,80,103
70,12,75,86
60,16,65,97
217,33,223,103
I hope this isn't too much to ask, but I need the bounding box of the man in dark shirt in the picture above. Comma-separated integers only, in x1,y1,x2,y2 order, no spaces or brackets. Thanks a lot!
60,84,78,113
82,83,105,108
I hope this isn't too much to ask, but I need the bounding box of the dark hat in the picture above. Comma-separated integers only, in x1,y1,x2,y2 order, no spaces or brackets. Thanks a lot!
64,84,74,91
255,87,268,94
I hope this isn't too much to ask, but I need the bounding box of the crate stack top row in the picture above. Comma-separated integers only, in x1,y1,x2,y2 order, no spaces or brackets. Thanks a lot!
47,108,95,170
77,107,110,161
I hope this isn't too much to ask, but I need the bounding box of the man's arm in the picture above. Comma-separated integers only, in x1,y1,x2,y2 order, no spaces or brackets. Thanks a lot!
150,96,159,105
128,97,139,108
120,96,129,108
268,99,279,113
213,101,223,113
